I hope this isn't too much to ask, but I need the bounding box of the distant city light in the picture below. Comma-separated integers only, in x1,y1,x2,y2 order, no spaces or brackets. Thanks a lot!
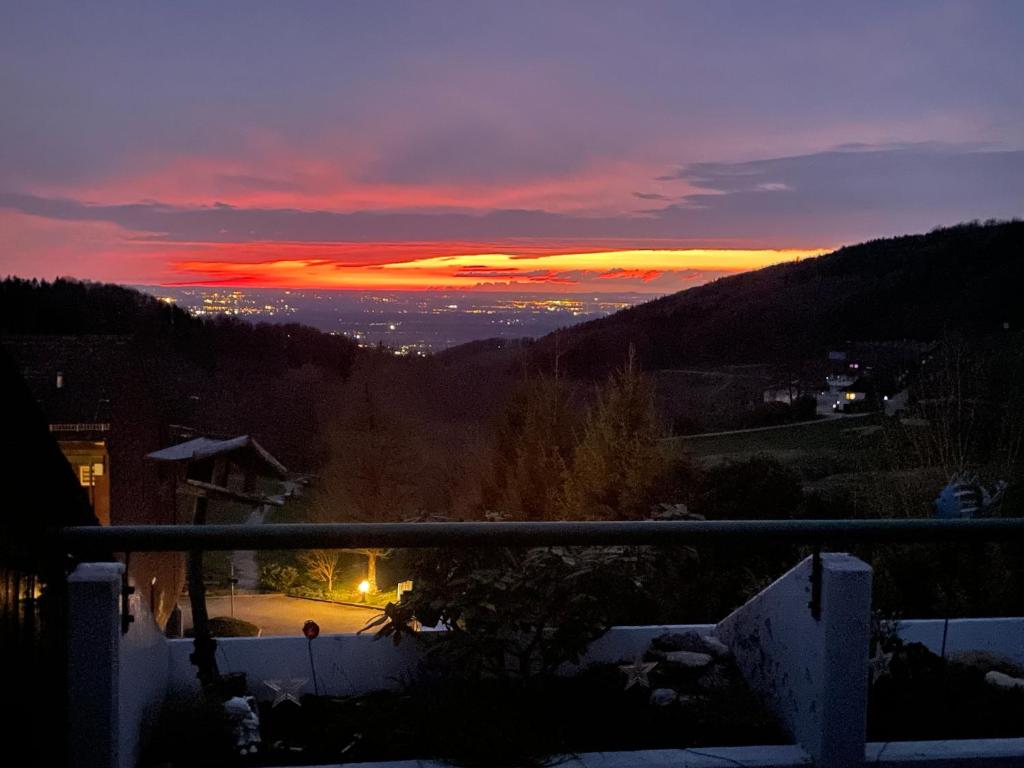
138,287,651,351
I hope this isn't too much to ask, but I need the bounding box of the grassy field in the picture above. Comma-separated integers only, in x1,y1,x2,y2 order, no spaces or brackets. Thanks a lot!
669,414,887,475
665,412,949,519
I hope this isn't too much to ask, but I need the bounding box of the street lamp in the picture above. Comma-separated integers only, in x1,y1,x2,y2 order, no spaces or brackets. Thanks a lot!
358,580,370,602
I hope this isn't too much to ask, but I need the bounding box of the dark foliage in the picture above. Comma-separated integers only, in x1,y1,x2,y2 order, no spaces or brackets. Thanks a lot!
243,665,784,768
367,546,663,679
140,693,236,768
183,616,261,638
869,641,1024,741
1,277,360,471
693,456,805,521
0,277,359,376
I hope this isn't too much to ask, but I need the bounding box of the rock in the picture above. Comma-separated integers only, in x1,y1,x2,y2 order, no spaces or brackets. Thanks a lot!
698,665,730,691
985,670,1024,689
702,635,731,658
652,631,728,657
649,688,678,706
664,650,713,668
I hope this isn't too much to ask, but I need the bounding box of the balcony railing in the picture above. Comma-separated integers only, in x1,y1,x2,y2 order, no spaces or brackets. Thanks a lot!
55,516,1024,553
60,517,1024,768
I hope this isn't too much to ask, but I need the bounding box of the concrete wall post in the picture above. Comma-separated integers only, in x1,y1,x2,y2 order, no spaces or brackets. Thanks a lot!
717,553,872,768
68,562,124,768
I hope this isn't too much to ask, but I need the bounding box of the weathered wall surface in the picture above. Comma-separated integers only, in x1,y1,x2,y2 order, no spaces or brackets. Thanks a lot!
717,553,872,768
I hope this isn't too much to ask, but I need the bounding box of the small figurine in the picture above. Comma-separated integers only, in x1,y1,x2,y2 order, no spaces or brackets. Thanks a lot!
223,695,261,755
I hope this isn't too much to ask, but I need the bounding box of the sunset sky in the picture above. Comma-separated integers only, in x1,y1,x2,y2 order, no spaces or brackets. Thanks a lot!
1,2,1022,293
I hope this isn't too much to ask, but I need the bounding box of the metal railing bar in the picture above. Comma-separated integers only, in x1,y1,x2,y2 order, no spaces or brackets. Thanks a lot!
54,517,1024,554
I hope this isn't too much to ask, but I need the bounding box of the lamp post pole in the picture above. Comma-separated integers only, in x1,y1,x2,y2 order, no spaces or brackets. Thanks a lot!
229,562,237,618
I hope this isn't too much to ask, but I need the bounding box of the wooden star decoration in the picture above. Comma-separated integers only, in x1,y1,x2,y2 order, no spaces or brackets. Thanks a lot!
264,678,308,707
619,657,657,690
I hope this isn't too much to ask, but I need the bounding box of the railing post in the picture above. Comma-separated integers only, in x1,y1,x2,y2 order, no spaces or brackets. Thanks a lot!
68,562,124,768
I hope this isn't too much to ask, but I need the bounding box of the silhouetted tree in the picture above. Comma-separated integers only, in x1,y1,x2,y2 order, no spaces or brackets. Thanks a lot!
560,349,666,519
485,371,579,519
300,550,340,594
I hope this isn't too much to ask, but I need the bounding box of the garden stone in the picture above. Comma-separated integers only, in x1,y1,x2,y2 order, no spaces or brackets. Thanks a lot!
649,688,678,706
664,650,713,668
702,635,731,658
698,665,730,691
985,670,1024,690
651,631,730,658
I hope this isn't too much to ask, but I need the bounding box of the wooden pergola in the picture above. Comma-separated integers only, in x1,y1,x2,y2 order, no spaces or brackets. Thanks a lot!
148,435,288,689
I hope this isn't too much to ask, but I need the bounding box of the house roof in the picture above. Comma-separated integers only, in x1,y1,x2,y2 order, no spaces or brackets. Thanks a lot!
147,435,288,477
2,334,126,425
1,345,98,529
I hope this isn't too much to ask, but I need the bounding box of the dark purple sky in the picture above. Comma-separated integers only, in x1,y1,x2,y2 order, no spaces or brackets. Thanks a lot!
1,2,1022,291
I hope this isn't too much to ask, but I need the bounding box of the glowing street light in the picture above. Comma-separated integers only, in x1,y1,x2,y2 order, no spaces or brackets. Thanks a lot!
358,580,370,602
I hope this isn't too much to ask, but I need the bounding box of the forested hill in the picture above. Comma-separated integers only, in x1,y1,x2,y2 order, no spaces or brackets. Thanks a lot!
0,277,359,376
529,220,1024,377
0,278,362,470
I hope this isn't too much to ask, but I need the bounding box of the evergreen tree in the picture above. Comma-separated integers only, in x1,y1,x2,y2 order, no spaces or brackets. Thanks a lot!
561,349,666,519
486,372,579,519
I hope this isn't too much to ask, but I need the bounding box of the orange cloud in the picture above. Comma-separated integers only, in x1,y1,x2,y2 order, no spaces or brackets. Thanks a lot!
168,246,824,292
599,269,663,281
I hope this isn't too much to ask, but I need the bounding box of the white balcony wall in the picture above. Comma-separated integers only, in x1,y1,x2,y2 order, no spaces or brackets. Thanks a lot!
69,556,1024,768
67,563,170,768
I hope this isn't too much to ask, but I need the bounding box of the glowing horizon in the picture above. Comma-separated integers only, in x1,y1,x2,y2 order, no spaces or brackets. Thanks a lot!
165,246,827,292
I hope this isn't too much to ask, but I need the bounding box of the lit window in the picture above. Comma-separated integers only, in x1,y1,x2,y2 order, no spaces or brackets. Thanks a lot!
78,465,94,486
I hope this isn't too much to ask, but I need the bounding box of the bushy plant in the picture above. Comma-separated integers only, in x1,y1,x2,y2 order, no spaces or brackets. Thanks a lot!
260,562,300,592
368,545,660,680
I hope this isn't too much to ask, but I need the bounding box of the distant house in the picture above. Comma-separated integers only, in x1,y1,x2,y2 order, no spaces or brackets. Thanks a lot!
51,421,111,525
883,389,910,416
4,336,121,525
4,335,189,629
816,373,869,415
825,373,856,390
762,382,802,405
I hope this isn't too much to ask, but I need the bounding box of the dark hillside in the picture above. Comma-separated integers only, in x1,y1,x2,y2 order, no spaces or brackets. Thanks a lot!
0,277,359,376
529,220,1023,377
0,278,361,472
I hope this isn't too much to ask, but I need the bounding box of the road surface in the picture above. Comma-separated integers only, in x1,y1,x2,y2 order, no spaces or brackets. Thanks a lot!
180,593,383,636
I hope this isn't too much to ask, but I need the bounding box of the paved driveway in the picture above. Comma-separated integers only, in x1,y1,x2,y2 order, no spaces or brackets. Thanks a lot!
180,593,383,636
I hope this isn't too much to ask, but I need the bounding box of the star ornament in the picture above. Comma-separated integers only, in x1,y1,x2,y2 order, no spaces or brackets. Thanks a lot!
263,678,308,707
868,647,893,686
619,657,657,690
